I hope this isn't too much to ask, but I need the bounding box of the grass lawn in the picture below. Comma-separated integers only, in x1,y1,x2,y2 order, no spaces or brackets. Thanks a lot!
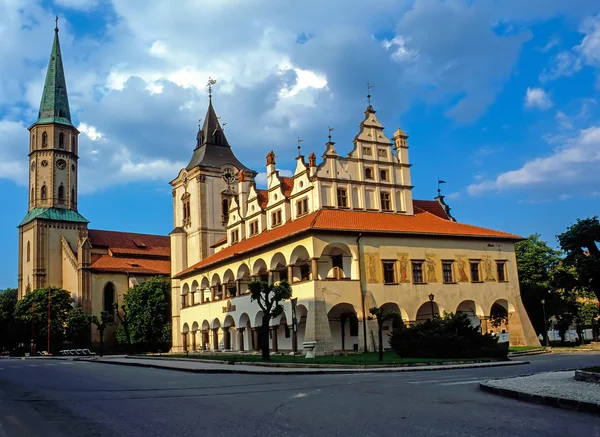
583,366,600,373
162,352,501,366
508,346,545,353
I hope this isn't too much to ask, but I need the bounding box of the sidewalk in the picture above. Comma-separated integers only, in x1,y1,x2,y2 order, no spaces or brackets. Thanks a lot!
480,371,600,415
85,356,529,375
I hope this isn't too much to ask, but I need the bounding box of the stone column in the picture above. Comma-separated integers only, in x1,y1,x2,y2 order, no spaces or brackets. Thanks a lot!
252,328,260,351
192,331,197,351
212,328,219,351
268,270,274,285
235,280,240,296
237,328,245,351
311,258,319,280
291,325,298,354
287,264,294,283
223,327,230,350
271,326,279,352
221,284,227,300
210,286,215,302
303,298,334,355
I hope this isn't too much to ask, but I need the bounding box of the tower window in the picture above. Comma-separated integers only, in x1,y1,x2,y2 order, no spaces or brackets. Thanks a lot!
31,187,34,203
365,168,374,180
58,185,65,200
362,147,372,156
71,135,75,151
378,148,387,158
380,192,391,211
221,197,229,225
41,185,47,200
103,282,115,319
42,132,48,148
337,188,348,208
71,187,75,203
27,242,30,263
58,133,64,149
380,169,388,181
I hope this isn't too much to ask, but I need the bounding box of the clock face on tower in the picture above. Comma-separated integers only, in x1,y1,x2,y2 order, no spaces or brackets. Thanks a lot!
56,159,67,170
222,167,236,184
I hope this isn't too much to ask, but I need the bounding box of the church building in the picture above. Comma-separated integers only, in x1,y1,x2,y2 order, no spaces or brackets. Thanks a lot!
17,24,170,342
169,94,540,354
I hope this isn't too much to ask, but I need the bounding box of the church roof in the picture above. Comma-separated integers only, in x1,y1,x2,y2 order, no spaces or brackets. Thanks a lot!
19,207,89,227
175,205,521,278
33,25,73,128
186,99,251,172
413,199,451,220
88,229,170,275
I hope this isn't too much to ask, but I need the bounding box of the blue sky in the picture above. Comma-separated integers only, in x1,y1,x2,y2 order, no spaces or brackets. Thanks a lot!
1,0,600,288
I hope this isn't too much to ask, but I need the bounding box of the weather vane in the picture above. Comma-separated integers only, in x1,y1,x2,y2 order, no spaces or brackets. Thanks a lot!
367,82,374,106
328,126,334,142
198,118,202,128
55,16,59,32
437,178,447,196
207,77,217,99
297,137,304,156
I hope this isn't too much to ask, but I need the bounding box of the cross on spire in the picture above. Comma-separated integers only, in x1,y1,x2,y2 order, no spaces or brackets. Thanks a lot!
207,77,217,99
55,16,59,32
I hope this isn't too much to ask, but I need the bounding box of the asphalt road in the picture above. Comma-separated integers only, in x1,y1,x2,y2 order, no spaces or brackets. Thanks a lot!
0,353,599,437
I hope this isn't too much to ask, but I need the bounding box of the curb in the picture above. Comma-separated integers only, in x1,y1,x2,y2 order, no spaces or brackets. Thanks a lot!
479,382,600,416
87,358,529,375
507,350,550,358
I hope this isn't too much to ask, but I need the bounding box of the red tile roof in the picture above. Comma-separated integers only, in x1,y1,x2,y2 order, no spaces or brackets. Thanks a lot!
412,199,450,220
88,229,170,258
90,254,171,275
280,177,294,197
257,189,268,209
175,208,520,278
210,236,227,248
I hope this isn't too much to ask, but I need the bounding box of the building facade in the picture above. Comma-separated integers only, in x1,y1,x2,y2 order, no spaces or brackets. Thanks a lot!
170,104,540,354
17,25,170,345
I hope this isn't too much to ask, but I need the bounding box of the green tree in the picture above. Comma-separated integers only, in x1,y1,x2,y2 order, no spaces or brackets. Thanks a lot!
114,301,131,354
515,234,561,342
0,288,19,350
368,307,400,362
91,311,112,357
14,287,74,353
248,280,292,361
66,307,90,347
117,277,171,352
557,216,600,302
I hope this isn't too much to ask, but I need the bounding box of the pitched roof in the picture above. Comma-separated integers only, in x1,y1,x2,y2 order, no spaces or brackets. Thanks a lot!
19,207,89,227
90,254,170,275
34,27,72,128
257,189,268,209
88,229,170,258
280,177,294,197
413,199,450,220
210,236,227,248
175,209,520,278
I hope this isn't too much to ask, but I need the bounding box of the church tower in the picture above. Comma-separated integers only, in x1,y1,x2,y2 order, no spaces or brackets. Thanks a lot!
18,22,89,303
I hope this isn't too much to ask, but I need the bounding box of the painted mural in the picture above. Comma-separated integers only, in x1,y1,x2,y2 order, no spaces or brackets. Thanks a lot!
455,256,469,282
397,253,410,283
365,252,381,283
482,256,496,282
425,254,438,283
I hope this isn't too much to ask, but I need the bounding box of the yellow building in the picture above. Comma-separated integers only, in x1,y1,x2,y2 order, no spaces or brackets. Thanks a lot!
170,100,540,355
17,25,170,344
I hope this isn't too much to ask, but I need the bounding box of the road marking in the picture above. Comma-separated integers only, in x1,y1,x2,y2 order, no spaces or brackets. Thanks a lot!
26,364,37,367
439,379,482,386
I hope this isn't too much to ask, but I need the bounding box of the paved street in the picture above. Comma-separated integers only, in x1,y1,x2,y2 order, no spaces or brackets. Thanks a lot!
0,353,599,437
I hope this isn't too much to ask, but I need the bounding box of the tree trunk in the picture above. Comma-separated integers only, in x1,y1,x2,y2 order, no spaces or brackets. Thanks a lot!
261,314,271,360
99,328,104,357
378,320,384,362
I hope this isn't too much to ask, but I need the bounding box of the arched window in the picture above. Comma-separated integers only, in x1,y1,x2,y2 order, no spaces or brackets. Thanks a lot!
27,242,30,263
41,185,47,200
58,185,65,200
71,187,75,203
103,283,115,318
221,197,229,225
42,132,48,148
71,135,75,151
31,187,34,203
58,133,64,149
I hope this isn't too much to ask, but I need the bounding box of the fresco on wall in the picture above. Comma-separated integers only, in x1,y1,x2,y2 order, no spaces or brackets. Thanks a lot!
455,256,469,282
482,256,496,282
397,253,410,283
425,254,438,283
365,253,381,283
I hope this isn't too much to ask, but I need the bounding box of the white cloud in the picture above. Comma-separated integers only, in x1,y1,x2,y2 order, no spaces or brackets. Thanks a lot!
468,125,600,195
54,0,98,11
254,170,293,188
78,123,103,141
0,119,28,184
524,87,552,109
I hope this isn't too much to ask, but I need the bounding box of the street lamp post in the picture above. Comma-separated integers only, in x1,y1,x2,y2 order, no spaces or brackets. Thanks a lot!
428,293,435,319
541,298,549,347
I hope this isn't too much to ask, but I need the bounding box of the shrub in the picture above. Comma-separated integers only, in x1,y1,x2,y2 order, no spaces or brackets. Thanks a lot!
388,312,507,359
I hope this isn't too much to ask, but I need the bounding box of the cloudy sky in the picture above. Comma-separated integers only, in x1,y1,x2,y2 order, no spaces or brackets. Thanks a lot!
1,0,600,287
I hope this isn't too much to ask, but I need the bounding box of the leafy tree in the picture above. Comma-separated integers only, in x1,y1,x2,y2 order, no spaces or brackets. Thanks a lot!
114,301,131,354
66,307,90,346
368,307,400,361
0,288,19,350
91,311,111,357
14,287,74,353
557,216,600,302
578,302,599,341
116,277,171,352
248,280,292,361
515,234,561,342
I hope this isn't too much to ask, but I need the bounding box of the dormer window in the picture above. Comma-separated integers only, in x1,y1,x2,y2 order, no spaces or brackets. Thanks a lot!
231,229,239,243
249,220,259,236
296,198,308,216
365,167,374,180
272,209,282,227
363,147,372,156
337,189,348,208
378,148,387,158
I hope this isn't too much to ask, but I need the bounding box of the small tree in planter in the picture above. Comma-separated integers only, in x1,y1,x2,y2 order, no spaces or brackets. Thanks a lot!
248,280,292,361
368,307,400,361
90,311,111,357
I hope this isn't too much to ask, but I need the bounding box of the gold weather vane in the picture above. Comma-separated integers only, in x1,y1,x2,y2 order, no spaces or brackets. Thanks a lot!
328,126,334,142
297,137,304,156
207,77,217,99
367,82,374,105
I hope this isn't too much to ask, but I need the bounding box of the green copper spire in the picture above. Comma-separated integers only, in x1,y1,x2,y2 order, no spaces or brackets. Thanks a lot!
35,19,73,127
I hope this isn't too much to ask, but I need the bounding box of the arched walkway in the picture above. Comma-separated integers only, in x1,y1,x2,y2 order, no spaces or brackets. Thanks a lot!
318,243,354,280
328,303,359,351
270,252,288,283
191,322,199,351
490,299,513,336
181,283,190,308
200,277,210,303
378,303,407,345
237,264,251,294
211,318,222,351
182,323,190,352
415,300,441,323
223,269,236,298
252,258,269,282
201,320,210,350
190,280,199,306
289,245,312,283
238,313,251,352
211,273,222,301
456,300,484,329
223,315,236,350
